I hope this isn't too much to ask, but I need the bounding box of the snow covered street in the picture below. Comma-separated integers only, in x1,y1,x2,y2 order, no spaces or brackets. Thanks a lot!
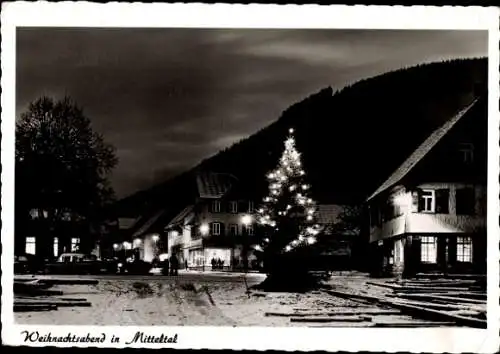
13,272,459,327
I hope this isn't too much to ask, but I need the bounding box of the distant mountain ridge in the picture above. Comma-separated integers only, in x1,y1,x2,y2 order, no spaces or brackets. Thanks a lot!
113,58,487,219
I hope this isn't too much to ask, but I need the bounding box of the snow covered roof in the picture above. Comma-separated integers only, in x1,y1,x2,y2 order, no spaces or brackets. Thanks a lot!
132,209,167,238
366,99,479,202
166,205,194,229
196,172,237,199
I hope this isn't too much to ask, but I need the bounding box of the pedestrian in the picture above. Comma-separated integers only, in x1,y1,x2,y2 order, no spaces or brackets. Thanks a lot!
216,258,222,270
170,254,179,276
184,259,188,271
161,257,170,275
211,258,216,271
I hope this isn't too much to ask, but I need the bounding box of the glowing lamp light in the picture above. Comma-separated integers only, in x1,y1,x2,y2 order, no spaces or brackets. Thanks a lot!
268,173,275,179
292,240,298,246
393,193,412,207
307,215,313,221
241,214,252,226
285,245,292,251
113,243,119,250
302,185,308,190
254,245,263,251
264,238,270,243
151,234,160,242
298,235,304,241
289,128,294,133
200,223,209,235
122,241,132,250
307,237,316,245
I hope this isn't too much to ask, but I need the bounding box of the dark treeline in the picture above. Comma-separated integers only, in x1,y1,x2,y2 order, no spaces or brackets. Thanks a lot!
114,58,487,219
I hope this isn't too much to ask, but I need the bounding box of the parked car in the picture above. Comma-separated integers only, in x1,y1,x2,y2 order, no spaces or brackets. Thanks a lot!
117,257,153,275
14,254,45,274
43,253,118,275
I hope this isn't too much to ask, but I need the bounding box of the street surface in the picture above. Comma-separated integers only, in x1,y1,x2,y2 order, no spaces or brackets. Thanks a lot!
14,272,458,327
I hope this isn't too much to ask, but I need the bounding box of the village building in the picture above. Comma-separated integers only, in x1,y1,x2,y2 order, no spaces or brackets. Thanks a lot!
365,97,487,277
14,209,99,260
165,172,258,271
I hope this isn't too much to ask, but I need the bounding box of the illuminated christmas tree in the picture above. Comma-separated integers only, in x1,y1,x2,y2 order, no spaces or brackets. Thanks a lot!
254,128,321,275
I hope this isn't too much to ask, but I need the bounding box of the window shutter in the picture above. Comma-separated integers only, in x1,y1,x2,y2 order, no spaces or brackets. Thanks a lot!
435,189,450,213
411,190,421,212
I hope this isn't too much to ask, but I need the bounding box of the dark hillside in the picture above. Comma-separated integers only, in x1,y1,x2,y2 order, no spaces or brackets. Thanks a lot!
114,57,487,218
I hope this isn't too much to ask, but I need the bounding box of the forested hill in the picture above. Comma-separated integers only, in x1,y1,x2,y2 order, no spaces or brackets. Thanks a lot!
114,58,487,217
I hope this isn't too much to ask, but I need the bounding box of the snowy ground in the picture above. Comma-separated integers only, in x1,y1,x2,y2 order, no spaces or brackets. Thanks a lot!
14,272,450,327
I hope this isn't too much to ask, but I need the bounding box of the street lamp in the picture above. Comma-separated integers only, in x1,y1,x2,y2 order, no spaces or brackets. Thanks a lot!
240,214,253,272
241,214,252,226
200,223,209,236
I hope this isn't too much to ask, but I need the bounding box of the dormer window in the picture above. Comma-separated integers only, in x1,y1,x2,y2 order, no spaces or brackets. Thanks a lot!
212,201,221,213
458,143,474,164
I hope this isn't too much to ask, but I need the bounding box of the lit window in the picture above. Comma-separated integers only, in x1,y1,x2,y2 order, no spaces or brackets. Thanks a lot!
53,237,59,257
457,236,473,262
394,239,403,264
25,237,36,255
248,201,254,213
229,224,238,236
71,238,80,252
419,190,436,213
458,143,474,164
212,201,221,213
212,223,221,235
229,201,238,213
420,236,437,263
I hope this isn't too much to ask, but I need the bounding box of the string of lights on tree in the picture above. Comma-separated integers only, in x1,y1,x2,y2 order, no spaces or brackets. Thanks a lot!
254,128,321,254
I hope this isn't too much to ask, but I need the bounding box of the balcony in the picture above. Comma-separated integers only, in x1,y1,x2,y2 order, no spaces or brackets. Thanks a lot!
370,213,485,242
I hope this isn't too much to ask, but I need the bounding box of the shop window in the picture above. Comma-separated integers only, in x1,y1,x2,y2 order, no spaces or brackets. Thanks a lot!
456,188,475,215
418,190,436,213
394,239,403,264
212,222,221,235
71,237,80,252
25,237,36,255
53,237,59,257
457,236,473,262
212,201,221,213
420,236,437,263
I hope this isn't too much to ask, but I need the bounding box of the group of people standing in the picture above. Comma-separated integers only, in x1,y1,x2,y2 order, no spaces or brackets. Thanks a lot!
211,257,225,270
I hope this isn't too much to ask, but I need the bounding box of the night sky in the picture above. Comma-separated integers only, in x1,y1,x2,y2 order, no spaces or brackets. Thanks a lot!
16,28,487,198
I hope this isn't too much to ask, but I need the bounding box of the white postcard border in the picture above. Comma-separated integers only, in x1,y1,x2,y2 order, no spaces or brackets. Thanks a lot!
1,3,499,353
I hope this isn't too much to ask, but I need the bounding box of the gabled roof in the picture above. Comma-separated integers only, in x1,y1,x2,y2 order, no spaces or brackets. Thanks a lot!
366,99,479,201
196,172,237,199
132,209,167,238
166,205,194,229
